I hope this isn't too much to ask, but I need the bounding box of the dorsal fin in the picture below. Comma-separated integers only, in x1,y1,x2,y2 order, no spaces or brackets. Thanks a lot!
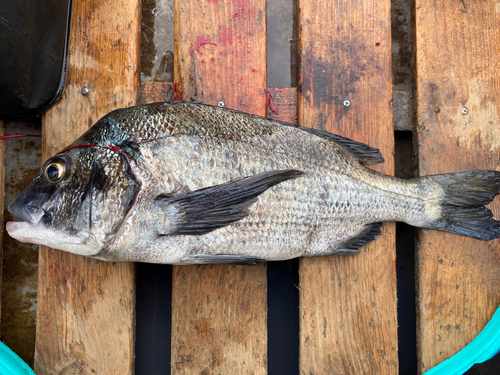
299,128,384,164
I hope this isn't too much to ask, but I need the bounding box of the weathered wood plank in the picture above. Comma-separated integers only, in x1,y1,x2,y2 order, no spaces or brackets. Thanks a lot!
267,87,298,124
139,81,174,104
171,0,267,373
394,91,413,131
34,0,140,373
2,121,41,367
297,0,398,373
414,1,500,372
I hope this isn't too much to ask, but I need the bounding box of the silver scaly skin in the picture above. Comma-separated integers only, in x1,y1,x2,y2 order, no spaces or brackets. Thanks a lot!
6,102,500,264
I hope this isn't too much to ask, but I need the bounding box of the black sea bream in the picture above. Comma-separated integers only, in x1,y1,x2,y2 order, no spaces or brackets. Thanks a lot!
6,102,500,264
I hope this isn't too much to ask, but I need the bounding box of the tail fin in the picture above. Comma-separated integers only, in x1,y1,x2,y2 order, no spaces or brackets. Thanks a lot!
425,171,500,241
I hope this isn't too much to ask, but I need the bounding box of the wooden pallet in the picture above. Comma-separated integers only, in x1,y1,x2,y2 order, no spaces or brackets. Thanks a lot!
32,0,500,373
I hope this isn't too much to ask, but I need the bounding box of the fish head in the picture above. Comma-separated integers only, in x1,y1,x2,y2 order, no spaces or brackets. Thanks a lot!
6,145,139,257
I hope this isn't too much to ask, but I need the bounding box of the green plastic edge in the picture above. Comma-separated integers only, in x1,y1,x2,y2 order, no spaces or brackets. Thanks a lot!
0,341,35,375
424,304,500,375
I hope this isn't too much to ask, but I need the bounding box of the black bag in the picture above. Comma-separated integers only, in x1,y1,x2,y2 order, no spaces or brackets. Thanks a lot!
0,0,72,119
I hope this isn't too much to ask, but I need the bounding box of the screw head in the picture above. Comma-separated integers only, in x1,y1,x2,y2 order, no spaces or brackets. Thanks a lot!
218,101,224,107
462,107,469,115
81,87,89,96
434,107,440,113
343,99,351,107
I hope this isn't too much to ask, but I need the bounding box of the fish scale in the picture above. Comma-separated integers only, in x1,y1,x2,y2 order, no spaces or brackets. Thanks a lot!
103,133,423,261
6,102,500,264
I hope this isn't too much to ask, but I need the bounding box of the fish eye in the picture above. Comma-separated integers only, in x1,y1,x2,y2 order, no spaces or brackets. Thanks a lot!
44,161,66,182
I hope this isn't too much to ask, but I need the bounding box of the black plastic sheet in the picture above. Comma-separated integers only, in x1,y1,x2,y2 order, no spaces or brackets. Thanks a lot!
0,0,72,119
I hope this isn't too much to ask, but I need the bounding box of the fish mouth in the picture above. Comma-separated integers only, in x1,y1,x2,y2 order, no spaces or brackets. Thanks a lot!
8,202,45,226
6,203,90,250
6,220,41,242
6,201,46,244
6,216,93,255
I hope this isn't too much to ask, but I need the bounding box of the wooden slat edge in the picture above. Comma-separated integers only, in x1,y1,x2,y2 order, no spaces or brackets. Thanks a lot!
171,0,268,373
414,1,500,372
297,0,398,373
34,0,140,373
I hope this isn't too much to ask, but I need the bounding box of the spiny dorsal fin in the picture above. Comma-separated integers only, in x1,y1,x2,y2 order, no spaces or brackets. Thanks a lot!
300,128,384,164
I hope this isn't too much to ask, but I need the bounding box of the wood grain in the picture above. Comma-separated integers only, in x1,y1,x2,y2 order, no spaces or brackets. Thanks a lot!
414,1,500,372
267,87,298,124
394,91,413,131
139,81,174,104
172,0,267,373
297,0,398,373
34,0,140,373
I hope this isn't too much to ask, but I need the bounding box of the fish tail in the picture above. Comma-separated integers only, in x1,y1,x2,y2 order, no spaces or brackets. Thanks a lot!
421,170,500,241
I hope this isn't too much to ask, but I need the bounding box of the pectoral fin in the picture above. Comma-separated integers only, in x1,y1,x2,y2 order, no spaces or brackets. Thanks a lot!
154,169,304,235
180,254,267,265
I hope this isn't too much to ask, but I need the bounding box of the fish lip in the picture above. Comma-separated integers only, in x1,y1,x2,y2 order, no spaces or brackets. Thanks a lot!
6,219,90,247
6,220,34,235
8,202,45,226
6,220,42,244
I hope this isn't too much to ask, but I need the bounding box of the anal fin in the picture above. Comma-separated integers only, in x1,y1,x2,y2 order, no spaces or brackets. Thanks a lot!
336,222,383,255
181,254,267,265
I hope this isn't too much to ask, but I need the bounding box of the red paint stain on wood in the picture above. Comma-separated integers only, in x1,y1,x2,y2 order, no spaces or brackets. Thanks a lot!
189,35,218,56
268,92,279,115
236,77,243,84
231,0,255,19
219,26,233,47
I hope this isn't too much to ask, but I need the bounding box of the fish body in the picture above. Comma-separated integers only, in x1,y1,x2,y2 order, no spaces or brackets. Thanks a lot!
6,102,500,264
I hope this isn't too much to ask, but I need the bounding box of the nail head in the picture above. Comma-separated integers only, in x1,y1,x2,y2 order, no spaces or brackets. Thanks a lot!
343,99,351,107
462,107,468,115
81,87,89,96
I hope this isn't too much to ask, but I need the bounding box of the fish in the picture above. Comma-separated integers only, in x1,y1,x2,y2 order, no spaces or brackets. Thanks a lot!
6,102,500,265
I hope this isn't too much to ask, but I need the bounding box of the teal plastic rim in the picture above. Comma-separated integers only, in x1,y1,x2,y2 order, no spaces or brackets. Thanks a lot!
424,304,500,375
0,340,35,375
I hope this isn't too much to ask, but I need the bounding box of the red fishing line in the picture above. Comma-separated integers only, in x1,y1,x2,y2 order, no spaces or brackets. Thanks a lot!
0,134,42,139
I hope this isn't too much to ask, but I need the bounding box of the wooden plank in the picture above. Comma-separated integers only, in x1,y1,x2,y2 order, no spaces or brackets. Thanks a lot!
414,2,500,372
394,91,413,131
171,0,267,373
34,0,140,373
2,121,41,367
139,81,174,104
297,0,398,373
267,87,298,124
